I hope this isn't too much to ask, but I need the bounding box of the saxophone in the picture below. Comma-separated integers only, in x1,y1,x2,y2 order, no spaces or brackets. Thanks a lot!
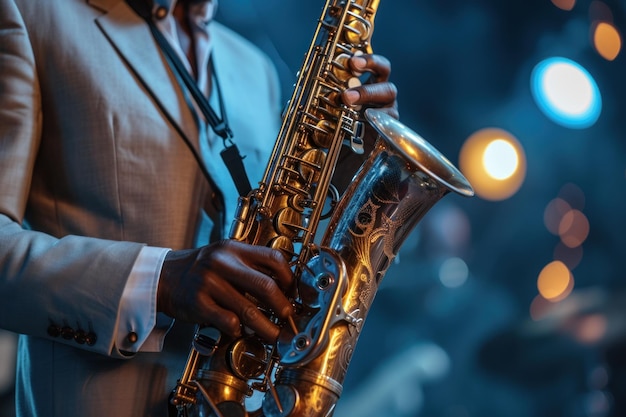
170,1,474,416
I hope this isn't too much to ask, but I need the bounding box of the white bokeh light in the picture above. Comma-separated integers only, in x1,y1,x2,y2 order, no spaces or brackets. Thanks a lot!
543,63,593,116
531,57,602,129
482,139,519,180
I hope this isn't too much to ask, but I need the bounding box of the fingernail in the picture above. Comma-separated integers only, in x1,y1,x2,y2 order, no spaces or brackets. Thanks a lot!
344,89,360,104
351,56,367,70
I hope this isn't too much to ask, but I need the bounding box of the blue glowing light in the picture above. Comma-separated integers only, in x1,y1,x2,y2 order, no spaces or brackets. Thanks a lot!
531,57,602,129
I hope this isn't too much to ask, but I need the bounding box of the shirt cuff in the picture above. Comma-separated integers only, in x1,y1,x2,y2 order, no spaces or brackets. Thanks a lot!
115,246,172,354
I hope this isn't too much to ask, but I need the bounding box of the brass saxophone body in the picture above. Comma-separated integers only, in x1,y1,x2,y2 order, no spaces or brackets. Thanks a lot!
170,1,474,416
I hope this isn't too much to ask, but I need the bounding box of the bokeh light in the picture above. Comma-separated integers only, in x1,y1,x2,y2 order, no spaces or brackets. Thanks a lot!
531,57,602,129
553,241,584,270
592,21,622,61
537,260,574,302
439,257,469,288
544,197,572,235
530,294,554,320
575,314,608,344
551,0,576,11
558,209,590,248
558,182,586,210
427,205,472,253
544,184,588,276
589,0,614,23
482,139,519,180
459,128,526,201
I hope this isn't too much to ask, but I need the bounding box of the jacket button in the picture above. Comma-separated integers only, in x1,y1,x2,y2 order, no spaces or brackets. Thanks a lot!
85,332,97,346
127,332,138,344
74,330,86,345
61,326,75,340
47,324,61,338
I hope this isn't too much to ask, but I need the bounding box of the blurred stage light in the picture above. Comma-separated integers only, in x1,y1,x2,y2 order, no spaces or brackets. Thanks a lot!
459,128,526,201
553,241,584,270
531,57,602,129
530,294,553,320
544,197,572,235
558,182,586,210
483,139,519,180
558,209,590,248
438,257,469,288
575,314,608,344
551,0,575,11
537,260,574,302
543,185,588,272
428,205,472,253
592,21,622,61
589,0,614,23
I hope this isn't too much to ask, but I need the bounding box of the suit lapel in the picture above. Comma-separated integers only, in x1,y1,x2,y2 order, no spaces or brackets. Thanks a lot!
91,0,202,158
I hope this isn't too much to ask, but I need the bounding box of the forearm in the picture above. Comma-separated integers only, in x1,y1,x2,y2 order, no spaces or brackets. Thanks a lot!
0,215,145,356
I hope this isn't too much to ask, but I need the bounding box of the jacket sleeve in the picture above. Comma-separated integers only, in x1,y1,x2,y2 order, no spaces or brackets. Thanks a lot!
0,0,146,357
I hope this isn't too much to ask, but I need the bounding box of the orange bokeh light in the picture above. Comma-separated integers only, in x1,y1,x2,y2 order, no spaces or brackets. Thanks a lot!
551,0,576,11
558,209,590,248
537,260,574,302
592,21,622,61
575,314,608,344
459,128,526,201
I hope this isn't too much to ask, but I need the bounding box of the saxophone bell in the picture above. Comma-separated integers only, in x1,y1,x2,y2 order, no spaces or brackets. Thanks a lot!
364,108,474,198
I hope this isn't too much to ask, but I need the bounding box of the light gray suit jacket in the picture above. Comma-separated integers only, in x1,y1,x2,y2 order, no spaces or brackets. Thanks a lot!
0,0,281,415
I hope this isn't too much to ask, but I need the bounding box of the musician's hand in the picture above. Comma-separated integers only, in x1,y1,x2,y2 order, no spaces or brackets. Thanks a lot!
342,54,399,119
157,240,294,342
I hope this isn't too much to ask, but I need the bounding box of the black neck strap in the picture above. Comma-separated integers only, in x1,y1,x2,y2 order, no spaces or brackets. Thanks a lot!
126,0,252,197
